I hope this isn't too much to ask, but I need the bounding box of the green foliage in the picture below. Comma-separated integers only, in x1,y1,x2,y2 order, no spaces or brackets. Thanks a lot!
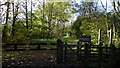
71,16,82,38
2,0,120,46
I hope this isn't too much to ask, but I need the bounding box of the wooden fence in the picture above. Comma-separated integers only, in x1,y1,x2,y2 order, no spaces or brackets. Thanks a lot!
56,39,120,66
3,42,57,51
2,39,120,66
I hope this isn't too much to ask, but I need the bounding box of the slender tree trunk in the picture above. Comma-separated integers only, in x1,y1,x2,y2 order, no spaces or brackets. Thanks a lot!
98,29,101,45
109,29,113,45
42,0,45,25
5,2,9,25
2,1,10,41
12,2,19,36
47,2,54,39
113,0,116,44
31,0,32,29
41,0,45,37
112,0,120,20
26,0,28,30
12,3,15,36
25,0,29,40
105,0,109,44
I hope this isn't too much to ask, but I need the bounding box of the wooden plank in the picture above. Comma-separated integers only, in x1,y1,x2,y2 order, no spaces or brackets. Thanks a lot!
29,48,57,50
5,49,26,51
4,42,57,45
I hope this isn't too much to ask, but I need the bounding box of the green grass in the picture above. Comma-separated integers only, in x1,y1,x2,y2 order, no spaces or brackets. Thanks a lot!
30,39,57,43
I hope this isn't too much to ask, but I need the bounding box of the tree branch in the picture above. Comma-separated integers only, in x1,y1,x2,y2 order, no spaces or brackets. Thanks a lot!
100,0,107,11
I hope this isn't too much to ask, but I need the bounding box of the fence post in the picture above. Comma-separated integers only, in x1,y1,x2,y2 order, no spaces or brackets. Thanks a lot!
14,44,17,50
38,45,40,49
110,45,116,57
104,44,108,59
64,42,67,62
98,42,103,66
57,39,63,63
110,44,116,65
77,41,80,62
84,43,88,65
88,42,91,62
105,44,108,53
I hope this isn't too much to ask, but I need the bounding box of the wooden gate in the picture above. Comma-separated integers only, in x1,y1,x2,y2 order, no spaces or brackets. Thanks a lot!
57,39,119,67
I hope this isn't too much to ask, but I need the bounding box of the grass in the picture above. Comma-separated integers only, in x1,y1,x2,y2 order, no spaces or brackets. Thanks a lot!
30,39,57,43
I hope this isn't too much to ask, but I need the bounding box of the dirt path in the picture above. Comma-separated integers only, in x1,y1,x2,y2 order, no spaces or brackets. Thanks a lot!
2,50,90,68
2,50,58,67
3,50,85,68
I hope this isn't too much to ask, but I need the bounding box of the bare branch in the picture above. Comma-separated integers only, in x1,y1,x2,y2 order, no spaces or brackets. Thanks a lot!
113,1,120,20
100,0,107,11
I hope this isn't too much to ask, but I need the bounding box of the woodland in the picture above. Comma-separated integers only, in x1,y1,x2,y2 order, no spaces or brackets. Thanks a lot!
1,0,120,68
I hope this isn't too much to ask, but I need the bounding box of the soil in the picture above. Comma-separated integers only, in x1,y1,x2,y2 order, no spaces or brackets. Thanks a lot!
2,50,84,68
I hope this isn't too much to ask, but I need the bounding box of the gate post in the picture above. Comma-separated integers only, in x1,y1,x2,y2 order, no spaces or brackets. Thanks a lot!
38,45,40,50
112,45,116,58
64,42,67,62
84,43,88,65
110,44,116,65
77,41,80,62
14,44,17,50
98,42,103,66
57,39,63,63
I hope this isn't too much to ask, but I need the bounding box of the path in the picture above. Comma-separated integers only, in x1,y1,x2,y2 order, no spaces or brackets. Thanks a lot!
2,50,84,68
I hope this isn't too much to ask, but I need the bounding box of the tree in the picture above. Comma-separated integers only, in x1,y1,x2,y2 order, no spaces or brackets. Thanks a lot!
25,0,28,30
71,0,114,43
47,2,54,39
2,1,10,42
30,0,33,29
12,1,20,36
31,1,72,39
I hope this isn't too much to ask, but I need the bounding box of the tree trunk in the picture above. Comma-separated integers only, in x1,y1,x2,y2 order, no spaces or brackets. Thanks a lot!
98,29,101,45
2,1,10,42
12,3,19,36
41,0,45,37
12,3,15,36
109,29,113,45
26,0,28,30
47,2,54,39
31,0,32,29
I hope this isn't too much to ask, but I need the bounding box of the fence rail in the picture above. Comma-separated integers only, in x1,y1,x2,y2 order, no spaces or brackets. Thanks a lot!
56,39,120,65
3,42,57,50
2,39,120,66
